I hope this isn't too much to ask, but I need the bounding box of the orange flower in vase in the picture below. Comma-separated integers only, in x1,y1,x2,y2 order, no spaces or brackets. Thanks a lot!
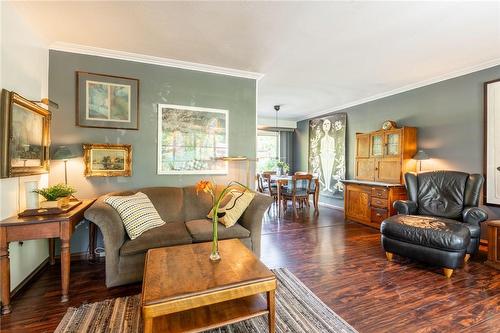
196,180,214,196
196,179,248,261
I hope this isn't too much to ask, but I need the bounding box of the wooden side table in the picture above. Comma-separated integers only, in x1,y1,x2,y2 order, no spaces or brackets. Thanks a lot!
486,220,500,270
0,199,95,314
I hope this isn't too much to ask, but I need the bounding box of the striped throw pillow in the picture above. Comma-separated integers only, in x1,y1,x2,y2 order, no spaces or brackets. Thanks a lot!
105,192,166,240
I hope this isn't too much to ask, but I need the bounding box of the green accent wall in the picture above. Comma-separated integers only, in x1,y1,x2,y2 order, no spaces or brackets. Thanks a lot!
294,64,500,236
49,50,257,254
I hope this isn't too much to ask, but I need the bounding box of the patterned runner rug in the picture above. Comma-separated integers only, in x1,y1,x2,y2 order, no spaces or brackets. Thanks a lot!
55,268,357,333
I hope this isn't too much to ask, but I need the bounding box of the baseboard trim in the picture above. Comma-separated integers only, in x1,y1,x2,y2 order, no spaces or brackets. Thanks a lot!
54,251,91,262
10,257,50,298
6,251,97,304
312,200,344,211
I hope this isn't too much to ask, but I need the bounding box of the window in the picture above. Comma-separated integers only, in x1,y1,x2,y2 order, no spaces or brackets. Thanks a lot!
257,131,279,173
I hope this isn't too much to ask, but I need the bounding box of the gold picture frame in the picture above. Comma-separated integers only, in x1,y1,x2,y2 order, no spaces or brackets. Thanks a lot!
0,89,51,178
83,143,132,177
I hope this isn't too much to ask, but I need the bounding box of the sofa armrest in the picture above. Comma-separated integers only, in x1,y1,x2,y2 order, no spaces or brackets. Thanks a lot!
462,206,488,225
393,200,418,215
239,192,274,257
84,197,127,253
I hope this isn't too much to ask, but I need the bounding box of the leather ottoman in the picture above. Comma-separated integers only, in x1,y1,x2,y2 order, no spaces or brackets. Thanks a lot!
380,215,471,278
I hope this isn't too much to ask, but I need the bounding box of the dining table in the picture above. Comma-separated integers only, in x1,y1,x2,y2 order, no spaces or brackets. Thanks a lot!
270,175,320,217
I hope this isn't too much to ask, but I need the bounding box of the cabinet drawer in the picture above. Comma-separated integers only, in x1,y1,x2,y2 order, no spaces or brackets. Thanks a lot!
371,208,388,224
371,197,388,208
371,187,388,199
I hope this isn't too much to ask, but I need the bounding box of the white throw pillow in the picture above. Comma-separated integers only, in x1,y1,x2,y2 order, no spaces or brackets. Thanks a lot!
105,192,166,240
208,190,255,228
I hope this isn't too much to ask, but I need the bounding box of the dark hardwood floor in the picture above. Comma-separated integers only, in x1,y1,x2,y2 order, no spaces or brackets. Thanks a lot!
1,205,499,332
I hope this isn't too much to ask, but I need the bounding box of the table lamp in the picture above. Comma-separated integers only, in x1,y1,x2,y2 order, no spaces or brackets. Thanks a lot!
412,150,430,172
52,146,78,184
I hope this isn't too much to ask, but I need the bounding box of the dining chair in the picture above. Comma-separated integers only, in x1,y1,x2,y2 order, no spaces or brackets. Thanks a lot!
256,173,265,193
294,172,316,209
280,174,313,218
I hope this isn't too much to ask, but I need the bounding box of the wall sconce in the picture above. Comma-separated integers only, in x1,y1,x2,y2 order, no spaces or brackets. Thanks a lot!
30,98,59,109
216,156,251,187
412,150,430,172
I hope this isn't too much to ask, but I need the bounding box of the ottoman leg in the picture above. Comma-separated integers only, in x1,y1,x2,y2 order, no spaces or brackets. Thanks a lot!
385,252,393,262
464,254,470,263
443,268,453,278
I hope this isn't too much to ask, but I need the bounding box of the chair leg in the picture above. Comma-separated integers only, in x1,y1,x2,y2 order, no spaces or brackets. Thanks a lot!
443,268,453,278
385,252,393,262
464,254,470,263
292,196,298,218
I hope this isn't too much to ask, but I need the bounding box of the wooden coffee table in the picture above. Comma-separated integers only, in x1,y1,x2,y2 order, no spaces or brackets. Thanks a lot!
141,239,277,333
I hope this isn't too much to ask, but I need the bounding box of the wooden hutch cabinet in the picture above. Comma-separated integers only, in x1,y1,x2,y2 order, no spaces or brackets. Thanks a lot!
344,122,417,228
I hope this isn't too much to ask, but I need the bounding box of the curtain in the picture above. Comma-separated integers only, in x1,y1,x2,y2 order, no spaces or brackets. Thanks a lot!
279,131,294,172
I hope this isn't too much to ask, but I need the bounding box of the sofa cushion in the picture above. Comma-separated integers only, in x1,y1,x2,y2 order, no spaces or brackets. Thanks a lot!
105,192,166,240
120,222,192,256
138,187,184,223
208,190,255,228
380,215,470,251
185,219,250,242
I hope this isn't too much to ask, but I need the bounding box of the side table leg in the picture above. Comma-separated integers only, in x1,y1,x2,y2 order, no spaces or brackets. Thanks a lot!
1,229,11,315
49,238,56,265
267,289,276,333
60,238,70,302
88,222,97,262
143,315,153,333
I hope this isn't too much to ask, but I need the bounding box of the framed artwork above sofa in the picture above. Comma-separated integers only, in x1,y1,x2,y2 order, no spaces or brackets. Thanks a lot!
157,104,228,175
83,143,132,177
76,71,139,130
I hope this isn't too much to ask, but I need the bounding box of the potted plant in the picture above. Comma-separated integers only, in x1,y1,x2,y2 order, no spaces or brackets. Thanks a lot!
276,160,290,176
33,184,76,209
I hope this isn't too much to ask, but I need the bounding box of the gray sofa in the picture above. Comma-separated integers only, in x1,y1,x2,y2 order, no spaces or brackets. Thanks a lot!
84,186,273,287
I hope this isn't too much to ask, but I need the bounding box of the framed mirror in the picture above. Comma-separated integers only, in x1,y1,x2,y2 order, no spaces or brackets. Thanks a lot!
0,89,51,178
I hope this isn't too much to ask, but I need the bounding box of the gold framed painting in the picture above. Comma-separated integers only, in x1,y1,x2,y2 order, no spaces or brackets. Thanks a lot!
83,143,132,177
76,71,139,130
0,89,51,178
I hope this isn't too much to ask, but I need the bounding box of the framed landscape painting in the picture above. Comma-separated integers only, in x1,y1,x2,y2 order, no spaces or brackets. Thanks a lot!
484,79,500,206
157,104,228,174
0,89,51,178
83,143,132,177
76,72,139,130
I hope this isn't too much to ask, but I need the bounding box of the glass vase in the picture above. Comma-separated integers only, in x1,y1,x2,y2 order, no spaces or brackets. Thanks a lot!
210,207,221,261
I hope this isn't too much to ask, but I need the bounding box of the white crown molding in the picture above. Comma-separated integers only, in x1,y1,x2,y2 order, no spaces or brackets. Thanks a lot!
49,42,264,80
298,57,500,121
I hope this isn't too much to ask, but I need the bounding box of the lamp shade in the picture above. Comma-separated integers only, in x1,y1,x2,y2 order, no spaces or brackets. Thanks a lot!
412,150,429,161
52,146,78,160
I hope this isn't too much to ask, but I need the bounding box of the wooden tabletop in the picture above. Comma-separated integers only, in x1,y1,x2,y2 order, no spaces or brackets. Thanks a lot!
0,199,95,226
142,239,275,306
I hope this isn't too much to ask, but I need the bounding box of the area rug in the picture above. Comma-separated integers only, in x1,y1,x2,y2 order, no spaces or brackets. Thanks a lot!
55,268,357,333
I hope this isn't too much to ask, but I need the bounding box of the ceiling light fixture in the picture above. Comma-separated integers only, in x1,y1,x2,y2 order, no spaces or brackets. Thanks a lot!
274,105,280,160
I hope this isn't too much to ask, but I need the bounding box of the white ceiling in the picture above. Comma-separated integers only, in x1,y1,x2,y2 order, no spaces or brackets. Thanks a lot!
9,1,500,120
